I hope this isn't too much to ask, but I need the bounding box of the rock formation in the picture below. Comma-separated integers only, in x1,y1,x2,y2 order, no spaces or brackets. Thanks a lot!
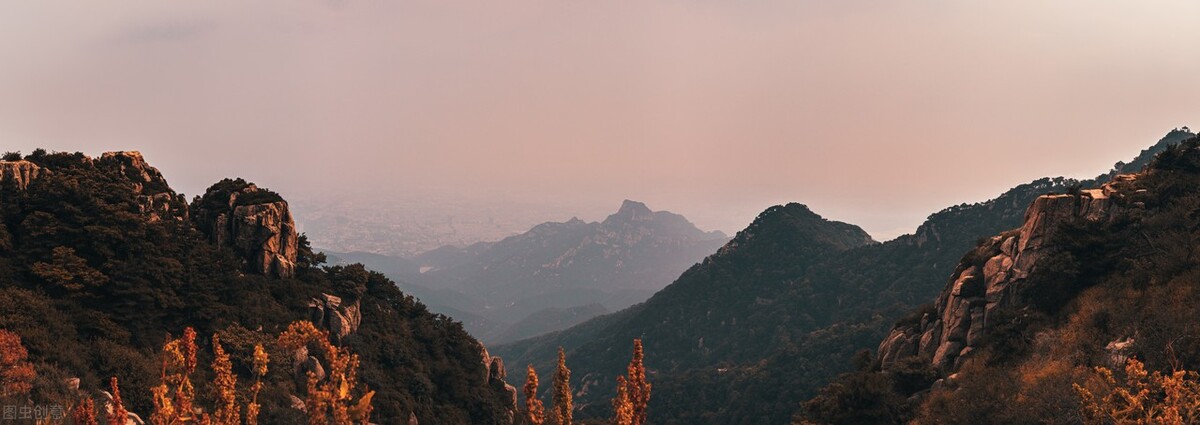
0,159,41,191
192,179,298,278
478,343,519,423
97,151,188,221
308,293,361,346
878,175,1137,371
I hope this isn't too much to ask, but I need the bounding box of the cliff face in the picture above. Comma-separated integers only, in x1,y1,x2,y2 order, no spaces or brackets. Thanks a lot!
97,151,188,222
878,175,1137,371
0,159,42,191
192,179,299,278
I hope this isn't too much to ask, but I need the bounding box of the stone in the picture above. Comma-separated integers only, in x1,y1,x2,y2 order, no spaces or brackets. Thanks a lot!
97,151,188,221
879,175,1129,375
308,293,361,345
0,160,41,191
193,179,299,278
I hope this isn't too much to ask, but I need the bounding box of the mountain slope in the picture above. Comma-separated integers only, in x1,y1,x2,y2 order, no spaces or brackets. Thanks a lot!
807,132,1200,424
497,130,1194,425
0,150,518,424
496,203,882,423
492,130,1195,422
343,200,730,343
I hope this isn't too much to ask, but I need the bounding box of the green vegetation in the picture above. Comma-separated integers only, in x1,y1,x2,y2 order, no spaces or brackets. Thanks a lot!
0,151,510,423
803,135,1200,424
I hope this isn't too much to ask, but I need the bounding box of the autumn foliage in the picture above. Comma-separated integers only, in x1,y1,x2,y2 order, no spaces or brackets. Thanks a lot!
1076,358,1200,424
552,347,572,425
73,396,99,425
246,343,269,425
625,339,651,425
0,329,35,398
109,377,129,425
523,364,545,425
611,339,651,425
612,376,633,425
151,327,200,424
212,333,241,425
277,320,374,425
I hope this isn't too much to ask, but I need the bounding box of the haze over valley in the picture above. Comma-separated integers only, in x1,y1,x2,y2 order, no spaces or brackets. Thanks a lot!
2,2,1200,424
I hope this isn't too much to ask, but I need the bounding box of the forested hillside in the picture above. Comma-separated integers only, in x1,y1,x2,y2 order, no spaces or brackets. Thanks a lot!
805,132,1200,424
497,130,1194,424
0,150,516,424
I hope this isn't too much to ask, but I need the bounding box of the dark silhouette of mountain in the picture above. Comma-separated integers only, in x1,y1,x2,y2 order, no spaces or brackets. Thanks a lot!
0,150,519,424
806,131,1200,424
495,202,884,423
494,130,1198,424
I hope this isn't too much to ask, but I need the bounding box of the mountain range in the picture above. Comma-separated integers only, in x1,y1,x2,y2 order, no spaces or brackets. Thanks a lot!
324,200,729,343
1,128,1197,424
493,128,1197,424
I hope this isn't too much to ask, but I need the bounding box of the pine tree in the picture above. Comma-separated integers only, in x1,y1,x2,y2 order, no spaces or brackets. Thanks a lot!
612,376,633,425
551,347,573,425
523,364,545,425
626,339,651,425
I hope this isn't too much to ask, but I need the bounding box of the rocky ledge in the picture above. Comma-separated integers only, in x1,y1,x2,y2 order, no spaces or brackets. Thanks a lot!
192,179,299,278
878,175,1137,371
0,159,42,191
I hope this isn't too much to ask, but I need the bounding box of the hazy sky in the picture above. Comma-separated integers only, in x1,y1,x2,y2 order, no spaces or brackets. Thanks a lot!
2,1,1199,240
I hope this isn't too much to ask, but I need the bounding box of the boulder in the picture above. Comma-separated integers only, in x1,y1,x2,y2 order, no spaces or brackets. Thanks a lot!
193,179,298,278
308,293,362,345
0,159,41,191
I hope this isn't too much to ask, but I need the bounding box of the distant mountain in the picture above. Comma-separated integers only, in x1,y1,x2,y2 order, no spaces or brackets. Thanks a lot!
494,303,609,343
329,200,729,343
495,129,1195,424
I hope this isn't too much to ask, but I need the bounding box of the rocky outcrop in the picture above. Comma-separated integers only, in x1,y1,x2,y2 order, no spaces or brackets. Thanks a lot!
97,151,188,222
3,152,188,221
292,345,326,391
478,343,519,424
308,293,361,346
879,176,1135,371
487,357,519,424
192,179,298,278
0,159,41,191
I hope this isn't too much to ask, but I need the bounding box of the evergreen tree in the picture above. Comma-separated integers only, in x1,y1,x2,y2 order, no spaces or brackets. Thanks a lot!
552,347,573,425
523,365,545,425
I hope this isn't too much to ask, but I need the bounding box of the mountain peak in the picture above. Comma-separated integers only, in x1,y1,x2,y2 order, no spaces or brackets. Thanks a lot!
614,199,653,219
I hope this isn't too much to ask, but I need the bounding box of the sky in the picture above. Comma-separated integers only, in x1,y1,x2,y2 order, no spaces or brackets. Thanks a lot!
1,1,1199,241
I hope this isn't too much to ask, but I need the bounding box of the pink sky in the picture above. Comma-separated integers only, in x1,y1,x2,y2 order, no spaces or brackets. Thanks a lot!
1,1,1199,240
